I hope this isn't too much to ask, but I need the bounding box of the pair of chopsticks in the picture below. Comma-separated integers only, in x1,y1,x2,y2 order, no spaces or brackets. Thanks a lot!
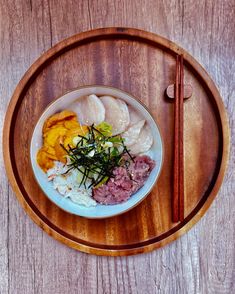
172,54,184,222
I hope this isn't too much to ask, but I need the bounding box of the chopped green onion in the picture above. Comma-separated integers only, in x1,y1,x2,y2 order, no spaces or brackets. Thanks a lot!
61,122,133,188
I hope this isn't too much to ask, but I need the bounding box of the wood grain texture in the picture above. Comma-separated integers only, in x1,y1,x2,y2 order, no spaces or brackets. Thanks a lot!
3,27,230,254
0,0,234,293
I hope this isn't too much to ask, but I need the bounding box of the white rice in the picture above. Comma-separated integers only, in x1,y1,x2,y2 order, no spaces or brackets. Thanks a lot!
47,161,97,207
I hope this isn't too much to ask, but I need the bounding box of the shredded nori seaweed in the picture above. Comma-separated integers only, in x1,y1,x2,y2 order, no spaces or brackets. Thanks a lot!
61,124,134,188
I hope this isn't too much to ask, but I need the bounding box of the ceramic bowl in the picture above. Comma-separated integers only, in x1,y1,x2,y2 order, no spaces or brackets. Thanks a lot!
30,85,163,218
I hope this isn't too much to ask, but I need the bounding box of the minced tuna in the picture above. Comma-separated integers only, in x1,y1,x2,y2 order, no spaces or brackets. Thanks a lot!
92,155,155,204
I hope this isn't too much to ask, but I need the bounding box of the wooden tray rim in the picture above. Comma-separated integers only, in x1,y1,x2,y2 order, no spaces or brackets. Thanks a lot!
3,27,230,256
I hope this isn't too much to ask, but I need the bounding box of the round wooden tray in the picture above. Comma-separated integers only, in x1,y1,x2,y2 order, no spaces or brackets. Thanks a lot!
3,28,230,256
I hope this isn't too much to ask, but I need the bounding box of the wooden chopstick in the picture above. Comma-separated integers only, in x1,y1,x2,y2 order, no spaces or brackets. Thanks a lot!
179,55,184,221
173,54,184,222
173,55,180,222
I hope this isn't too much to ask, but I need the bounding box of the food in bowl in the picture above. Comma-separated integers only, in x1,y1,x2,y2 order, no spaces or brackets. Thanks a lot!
36,94,156,207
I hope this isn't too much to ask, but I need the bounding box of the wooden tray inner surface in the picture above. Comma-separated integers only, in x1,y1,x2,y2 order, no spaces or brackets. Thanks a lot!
10,35,222,249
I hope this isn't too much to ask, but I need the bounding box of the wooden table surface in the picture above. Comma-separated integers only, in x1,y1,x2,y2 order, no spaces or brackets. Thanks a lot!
0,1,234,293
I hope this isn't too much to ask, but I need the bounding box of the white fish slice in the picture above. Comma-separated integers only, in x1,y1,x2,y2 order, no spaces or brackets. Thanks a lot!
116,98,130,129
122,120,145,146
100,96,130,135
128,123,153,154
69,94,105,125
128,106,144,126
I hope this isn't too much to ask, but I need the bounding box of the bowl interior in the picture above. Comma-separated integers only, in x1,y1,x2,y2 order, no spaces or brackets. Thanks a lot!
30,86,163,218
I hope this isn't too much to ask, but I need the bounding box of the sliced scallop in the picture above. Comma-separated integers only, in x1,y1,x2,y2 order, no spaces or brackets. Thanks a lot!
69,94,105,125
128,123,153,154
122,120,145,146
128,106,144,126
100,96,130,135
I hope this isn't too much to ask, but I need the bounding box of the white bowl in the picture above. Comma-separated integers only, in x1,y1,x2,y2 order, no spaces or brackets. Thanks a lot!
30,85,163,218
